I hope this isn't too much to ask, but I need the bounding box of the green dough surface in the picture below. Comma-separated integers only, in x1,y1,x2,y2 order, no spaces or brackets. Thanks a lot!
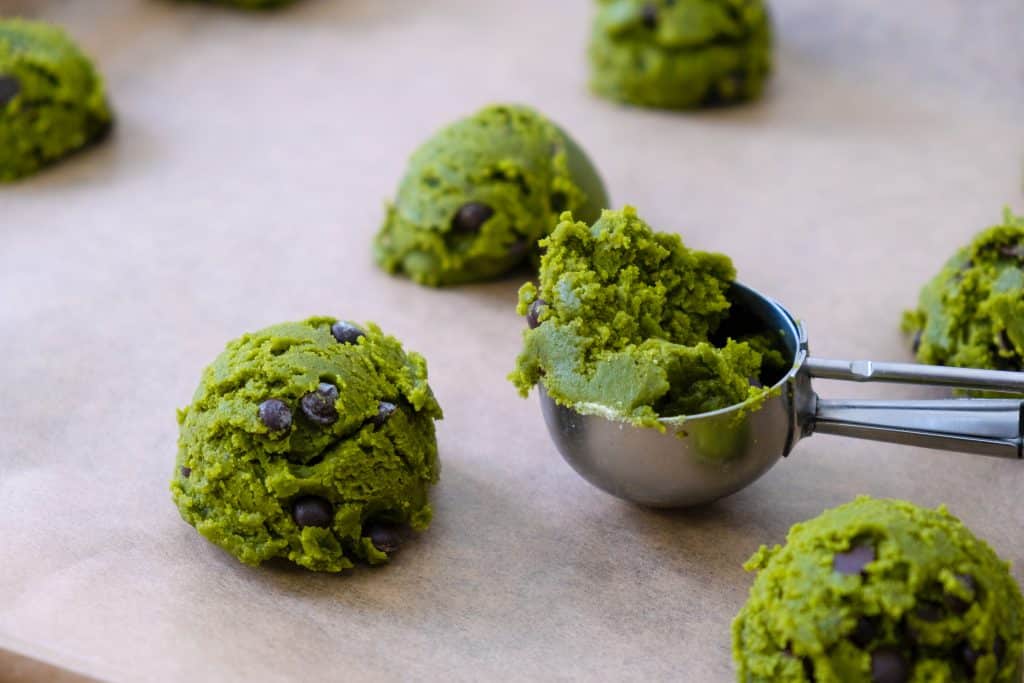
589,0,773,110
0,19,112,181
171,318,442,572
733,497,1023,683
903,210,1024,394
374,104,610,287
510,206,768,429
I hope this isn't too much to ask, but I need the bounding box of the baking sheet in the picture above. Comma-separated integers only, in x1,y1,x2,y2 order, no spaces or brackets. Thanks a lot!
2,0,1023,680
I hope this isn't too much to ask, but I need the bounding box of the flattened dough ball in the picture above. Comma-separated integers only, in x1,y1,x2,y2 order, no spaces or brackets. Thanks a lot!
0,19,113,181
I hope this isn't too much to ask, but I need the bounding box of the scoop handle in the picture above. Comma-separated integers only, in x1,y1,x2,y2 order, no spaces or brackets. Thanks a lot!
804,357,1024,459
805,357,1024,393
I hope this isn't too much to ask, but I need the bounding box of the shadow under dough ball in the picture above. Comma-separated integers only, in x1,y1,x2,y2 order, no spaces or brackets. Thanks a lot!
588,0,773,109
902,209,1024,395
171,318,443,572
733,496,1023,683
373,103,610,287
0,19,113,181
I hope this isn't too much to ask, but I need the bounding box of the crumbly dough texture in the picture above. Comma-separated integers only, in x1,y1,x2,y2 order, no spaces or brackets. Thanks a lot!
733,497,1023,683
510,206,767,429
589,0,773,109
171,318,442,572
903,210,1024,392
374,103,609,287
0,19,113,181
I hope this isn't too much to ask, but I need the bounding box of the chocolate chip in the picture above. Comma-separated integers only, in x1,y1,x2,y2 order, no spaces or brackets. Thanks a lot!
527,298,547,329
870,648,910,683
0,75,20,107
641,3,658,29
914,601,944,622
911,330,922,353
960,643,980,673
994,636,1006,662
550,191,568,212
364,519,406,553
834,543,875,576
300,383,339,426
998,243,1024,260
452,202,494,234
292,496,333,528
850,616,880,648
802,658,816,682
507,239,531,260
374,401,397,428
331,321,364,345
258,399,292,431
180,466,192,478
945,574,976,615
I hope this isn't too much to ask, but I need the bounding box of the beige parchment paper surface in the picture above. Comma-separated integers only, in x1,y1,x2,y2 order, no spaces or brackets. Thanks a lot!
2,0,1023,680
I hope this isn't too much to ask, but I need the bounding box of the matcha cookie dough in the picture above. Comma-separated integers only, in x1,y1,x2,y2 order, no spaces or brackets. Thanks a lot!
510,206,770,429
589,0,773,109
171,318,442,572
0,19,112,182
903,210,1024,384
733,497,1023,683
374,104,610,287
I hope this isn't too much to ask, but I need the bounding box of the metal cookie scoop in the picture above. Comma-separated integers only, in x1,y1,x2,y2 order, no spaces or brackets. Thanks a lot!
539,283,1024,508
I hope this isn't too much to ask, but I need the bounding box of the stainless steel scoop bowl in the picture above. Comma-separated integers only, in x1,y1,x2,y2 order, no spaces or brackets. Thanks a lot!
539,282,1024,507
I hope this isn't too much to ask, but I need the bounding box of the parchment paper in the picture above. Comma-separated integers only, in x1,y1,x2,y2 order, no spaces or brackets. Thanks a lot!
2,1,1023,680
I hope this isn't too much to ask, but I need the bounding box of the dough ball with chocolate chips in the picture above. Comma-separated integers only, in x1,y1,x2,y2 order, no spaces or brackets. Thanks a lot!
0,19,113,181
588,0,773,110
373,103,609,287
902,210,1024,394
171,318,442,572
732,496,1022,683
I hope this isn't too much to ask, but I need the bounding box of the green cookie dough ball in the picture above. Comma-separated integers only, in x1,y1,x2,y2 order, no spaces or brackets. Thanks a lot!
171,318,442,572
903,210,1024,393
589,0,773,110
510,206,768,429
733,497,1023,683
0,19,112,182
374,104,610,287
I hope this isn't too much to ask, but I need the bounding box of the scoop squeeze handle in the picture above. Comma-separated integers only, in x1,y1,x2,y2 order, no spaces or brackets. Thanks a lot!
805,357,1024,459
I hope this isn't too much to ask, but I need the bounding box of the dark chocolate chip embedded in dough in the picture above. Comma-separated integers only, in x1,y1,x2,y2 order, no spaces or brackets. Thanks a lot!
0,75,20,107
914,601,944,622
527,298,548,329
870,648,911,683
960,643,980,673
452,202,494,234
802,658,815,682
365,519,406,553
641,3,658,29
258,399,293,431
373,401,397,428
180,466,192,478
945,574,977,614
301,383,340,426
507,239,531,260
994,636,1006,662
850,616,880,648
998,243,1024,260
331,321,365,345
833,543,875,575
292,496,333,528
